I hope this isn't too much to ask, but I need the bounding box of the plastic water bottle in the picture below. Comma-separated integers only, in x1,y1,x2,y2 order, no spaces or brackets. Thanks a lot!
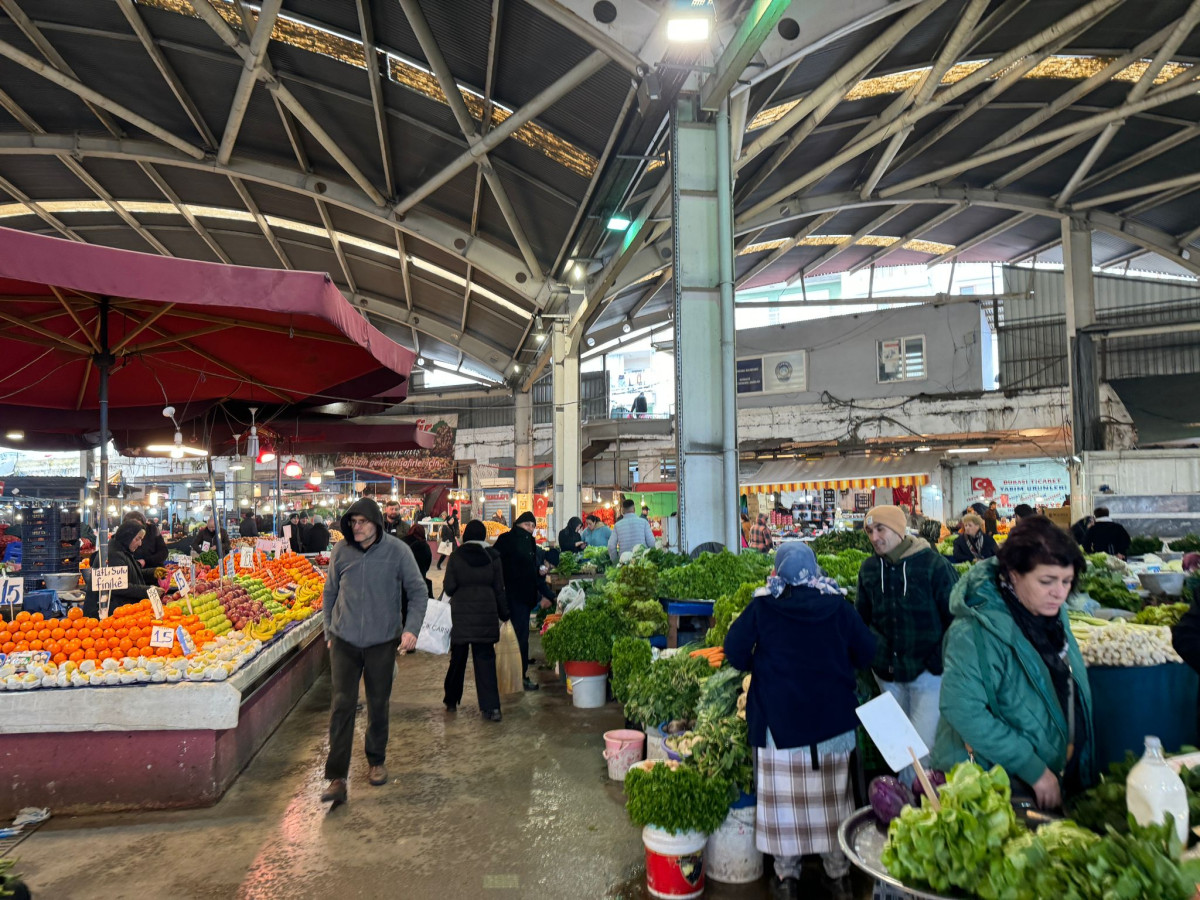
1126,735,1189,844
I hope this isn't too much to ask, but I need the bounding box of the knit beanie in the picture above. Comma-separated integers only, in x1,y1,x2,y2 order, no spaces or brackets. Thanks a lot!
463,520,488,542
865,505,907,537
514,511,536,526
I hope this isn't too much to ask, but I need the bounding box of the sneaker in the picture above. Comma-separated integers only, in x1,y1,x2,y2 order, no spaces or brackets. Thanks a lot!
368,764,388,786
522,678,540,691
320,779,347,804
484,709,502,722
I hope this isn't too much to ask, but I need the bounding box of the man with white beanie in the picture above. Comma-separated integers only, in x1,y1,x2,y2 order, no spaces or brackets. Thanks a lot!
855,505,958,782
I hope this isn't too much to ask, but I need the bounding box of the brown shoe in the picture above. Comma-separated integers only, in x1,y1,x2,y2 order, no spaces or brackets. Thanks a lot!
368,764,388,786
320,779,347,803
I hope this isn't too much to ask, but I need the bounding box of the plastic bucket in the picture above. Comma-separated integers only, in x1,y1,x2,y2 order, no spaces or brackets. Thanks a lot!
645,727,668,760
567,674,607,708
602,728,646,780
643,825,706,899
705,806,762,884
563,660,610,677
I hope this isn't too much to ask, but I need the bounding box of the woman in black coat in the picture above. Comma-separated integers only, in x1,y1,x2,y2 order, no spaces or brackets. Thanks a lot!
557,516,586,554
442,520,509,721
83,520,152,618
133,518,168,584
951,513,998,563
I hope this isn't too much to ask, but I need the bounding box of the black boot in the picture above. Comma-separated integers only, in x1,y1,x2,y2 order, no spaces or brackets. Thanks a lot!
820,873,853,900
769,876,799,900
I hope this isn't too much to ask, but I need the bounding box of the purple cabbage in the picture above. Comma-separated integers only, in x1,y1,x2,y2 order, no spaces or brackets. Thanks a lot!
869,775,914,824
911,769,947,801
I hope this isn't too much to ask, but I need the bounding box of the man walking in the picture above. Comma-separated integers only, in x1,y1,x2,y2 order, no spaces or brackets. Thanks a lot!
855,505,957,782
608,498,656,562
320,498,429,804
383,500,404,537
493,511,548,691
240,509,258,538
748,513,774,552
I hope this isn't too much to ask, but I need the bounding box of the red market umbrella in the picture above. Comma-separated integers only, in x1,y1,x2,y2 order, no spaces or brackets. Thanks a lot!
0,225,416,562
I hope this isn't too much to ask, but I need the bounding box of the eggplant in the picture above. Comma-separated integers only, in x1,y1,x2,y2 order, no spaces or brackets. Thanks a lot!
869,775,914,824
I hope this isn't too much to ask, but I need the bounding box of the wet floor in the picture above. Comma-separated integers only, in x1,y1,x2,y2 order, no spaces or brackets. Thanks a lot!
11,572,873,899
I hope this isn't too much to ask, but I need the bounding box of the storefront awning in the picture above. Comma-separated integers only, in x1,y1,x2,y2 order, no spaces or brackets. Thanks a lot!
742,457,931,495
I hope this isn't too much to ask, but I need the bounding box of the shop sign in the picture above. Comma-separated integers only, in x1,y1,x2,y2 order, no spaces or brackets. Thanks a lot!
967,462,1069,511
736,358,763,394
737,351,807,395
334,419,457,483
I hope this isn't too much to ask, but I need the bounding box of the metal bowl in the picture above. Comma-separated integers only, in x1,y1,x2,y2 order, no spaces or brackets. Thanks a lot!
42,572,81,592
1139,571,1186,596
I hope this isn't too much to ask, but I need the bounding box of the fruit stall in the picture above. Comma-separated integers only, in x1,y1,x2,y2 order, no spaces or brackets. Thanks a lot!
0,551,328,817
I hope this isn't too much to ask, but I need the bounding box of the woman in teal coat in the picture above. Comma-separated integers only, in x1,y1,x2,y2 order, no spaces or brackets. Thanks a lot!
932,516,1094,809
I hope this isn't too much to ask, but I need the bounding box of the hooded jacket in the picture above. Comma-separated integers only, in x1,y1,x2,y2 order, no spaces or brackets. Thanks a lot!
932,558,1095,789
557,517,585,554
493,524,540,606
855,535,958,682
444,542,509,644
239,514,259,538
304,521,330,552
83,522,151,618
322,498,429,648
133,520,168,577
725,584,876,748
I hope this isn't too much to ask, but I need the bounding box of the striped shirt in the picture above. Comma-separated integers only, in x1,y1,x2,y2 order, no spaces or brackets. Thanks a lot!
608,514,656,562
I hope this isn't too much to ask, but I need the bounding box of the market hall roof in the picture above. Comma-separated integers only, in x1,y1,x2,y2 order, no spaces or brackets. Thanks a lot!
2,2,1200,383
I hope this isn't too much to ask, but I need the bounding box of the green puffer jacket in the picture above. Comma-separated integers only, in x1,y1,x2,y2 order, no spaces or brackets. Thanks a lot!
855,537,958,682
931,558,1095,789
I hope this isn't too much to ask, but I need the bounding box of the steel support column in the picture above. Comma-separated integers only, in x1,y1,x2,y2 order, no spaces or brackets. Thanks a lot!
551,321,581,534
1062,219,1100,518
514,389,534,498
672,98,739,553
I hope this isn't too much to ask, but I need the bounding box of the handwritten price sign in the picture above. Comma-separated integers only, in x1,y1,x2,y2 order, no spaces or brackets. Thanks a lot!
149,625,175,649
240,547,254,568
146,586,164,619
1,576,23,610
92,567,129,592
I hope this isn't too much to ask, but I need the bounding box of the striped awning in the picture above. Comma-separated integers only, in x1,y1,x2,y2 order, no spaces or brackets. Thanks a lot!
741,457,932,495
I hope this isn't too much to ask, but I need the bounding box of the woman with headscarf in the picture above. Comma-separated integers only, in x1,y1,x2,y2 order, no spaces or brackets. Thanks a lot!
442,520,509,721
951,513,998,563
128,512,167,583
436,509,460,570
724,542,876,900
83,520,152,618
402,522,434,605
556,516,586,555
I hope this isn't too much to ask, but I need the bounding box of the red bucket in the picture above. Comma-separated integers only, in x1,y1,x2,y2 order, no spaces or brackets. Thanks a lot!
642,826,706,899
562,660,610,677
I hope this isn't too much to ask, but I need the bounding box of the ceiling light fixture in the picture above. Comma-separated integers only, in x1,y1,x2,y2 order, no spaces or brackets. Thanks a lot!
622,321,632,334
284,458,303,477
947,447,990,454
666,0,713,42
914,446,932,452
308,471,323,486
4,430,23,441
606,215,632,231
146,429,208,458
257,444,277,465
228,462,245,471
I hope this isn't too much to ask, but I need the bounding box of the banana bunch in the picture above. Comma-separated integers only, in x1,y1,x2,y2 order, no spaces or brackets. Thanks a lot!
273,606,315,626
246,618,279,641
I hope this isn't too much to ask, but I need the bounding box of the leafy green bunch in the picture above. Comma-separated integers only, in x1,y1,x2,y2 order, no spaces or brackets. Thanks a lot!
554,552,580,577
1168,534,1200,553
1078,564,1141,612
816,549,869,587
809,529,873,555
705,581,763,647
603,557,666,637
1128,535,1164,556
540,604,628,665
623,652,712,729
611,636,653,704
643,548,690,570
625,762,731,835
687,714,753,795
656,550,773,601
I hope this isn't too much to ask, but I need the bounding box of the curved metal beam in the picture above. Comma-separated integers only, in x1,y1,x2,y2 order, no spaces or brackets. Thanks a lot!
0,132,550,304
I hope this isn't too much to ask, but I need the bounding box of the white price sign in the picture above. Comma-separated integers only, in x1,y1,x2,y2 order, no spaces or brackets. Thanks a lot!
149,625,175,649
1,576,23,610
93,566,129,592
146,586,164,619
172,570,191,597
240,546,254,568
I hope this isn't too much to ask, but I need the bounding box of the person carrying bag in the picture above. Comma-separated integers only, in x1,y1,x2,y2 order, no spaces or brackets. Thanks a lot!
442,520,509,721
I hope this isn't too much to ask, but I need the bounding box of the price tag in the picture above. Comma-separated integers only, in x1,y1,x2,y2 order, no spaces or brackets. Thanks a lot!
175,625,196,657
1,650,50,671
1,575,23,610
172,570,190,597
855,692,930,774
146,586,164,619
240,546,254,568
93,566,129,592
149,625,175,649
200,541,211,553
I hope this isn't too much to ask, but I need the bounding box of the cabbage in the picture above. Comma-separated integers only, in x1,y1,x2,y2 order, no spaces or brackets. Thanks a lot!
869,775,913,824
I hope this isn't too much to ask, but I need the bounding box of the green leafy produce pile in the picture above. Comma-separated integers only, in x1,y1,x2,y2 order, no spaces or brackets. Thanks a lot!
611,636,653,704
809,530,872,555
687,714,753,795
1134,602,1190,626
581,546,612,571
657,549,773,600
816,549,869,587
554,552,579,577
1078,563,1141,612
623,652,712,729
705,581,762,647
694,665,743,721
602,556,667,637
939,536,956,557
643,548,689,570
1129,535,1165,556
1168,534,1200,553
1071,753,1200,843
195,549,219,567
540,604,627,665
624,762,731,835
953,562,973,575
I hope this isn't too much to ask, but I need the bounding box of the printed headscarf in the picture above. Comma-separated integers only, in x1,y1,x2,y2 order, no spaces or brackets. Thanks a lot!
766,540,845,598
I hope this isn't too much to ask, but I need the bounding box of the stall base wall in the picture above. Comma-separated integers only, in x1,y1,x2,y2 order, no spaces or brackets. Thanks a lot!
0,634,327,818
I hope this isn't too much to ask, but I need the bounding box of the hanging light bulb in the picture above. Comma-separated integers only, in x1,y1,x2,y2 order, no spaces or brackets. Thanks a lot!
308,471,323,486
284,458,303,478
257,443,276,465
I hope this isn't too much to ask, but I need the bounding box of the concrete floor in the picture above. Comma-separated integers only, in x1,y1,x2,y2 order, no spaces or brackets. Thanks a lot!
10,569,873,899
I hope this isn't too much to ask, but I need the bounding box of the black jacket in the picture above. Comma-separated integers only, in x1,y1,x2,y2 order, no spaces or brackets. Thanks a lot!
83,542,151,618
239,516,259,538
193,525,229,554
493,526,540,607
1084,520,1131,557
133,522,168,576
951,531,998,563
557,517,586,554
305,523,330,552
444,542,509,644
403,534,432,577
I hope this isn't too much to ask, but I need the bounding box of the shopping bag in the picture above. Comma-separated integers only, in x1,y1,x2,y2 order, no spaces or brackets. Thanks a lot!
495,621,524,694
558,580,586,614
415,594,452,655
437,540,454,556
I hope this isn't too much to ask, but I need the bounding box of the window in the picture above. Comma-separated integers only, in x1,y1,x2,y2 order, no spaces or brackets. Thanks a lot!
878,335,926,383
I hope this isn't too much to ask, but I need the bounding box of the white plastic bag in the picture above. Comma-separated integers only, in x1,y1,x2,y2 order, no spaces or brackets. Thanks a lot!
437,540,454,556
415,594,452,655
558,581,587,614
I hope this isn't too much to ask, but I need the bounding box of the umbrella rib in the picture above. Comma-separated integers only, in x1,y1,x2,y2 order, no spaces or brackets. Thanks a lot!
50,286,102,353
121,303,356,345
111,302,176,354
124,324,227,354
138,321,293,403
0,309,90,354
75,356,93,410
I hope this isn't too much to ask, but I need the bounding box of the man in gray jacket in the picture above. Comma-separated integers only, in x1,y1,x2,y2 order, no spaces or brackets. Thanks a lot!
320,498,429,804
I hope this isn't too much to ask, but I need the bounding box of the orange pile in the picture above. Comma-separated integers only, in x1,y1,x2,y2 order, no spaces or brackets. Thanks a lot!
0,602,214,665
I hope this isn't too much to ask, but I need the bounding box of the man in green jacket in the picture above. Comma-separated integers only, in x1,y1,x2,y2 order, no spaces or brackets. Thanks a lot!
855,505,958,781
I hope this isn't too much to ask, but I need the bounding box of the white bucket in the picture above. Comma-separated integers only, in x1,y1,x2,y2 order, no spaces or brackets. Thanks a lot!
603,729,646,781
705,806,762,884
643,825,707,899
567,674,607,708
645,727,668,760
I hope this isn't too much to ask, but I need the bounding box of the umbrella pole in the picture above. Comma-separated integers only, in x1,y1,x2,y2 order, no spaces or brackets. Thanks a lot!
206,452,224,566
97,298,113,569
275,454,282,538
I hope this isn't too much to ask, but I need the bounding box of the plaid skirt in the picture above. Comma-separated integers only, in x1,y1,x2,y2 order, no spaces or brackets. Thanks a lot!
755,742,855,857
